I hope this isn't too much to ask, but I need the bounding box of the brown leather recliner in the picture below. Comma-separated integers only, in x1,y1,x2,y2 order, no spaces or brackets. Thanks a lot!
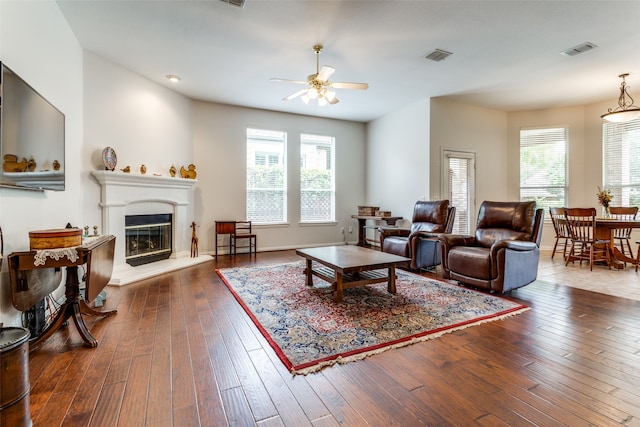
439,201,544,293
378,200,455,270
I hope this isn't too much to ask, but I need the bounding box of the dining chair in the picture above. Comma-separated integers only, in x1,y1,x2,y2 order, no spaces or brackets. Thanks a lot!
549,207,570,260
231,221,257,256
564,207,610,271
608,206,638,259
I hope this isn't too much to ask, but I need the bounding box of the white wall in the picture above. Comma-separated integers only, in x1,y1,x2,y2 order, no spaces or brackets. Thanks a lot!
193,101,366,252
82,52,194,232
366,99,430,224
0,0,83,325
430,98,509,210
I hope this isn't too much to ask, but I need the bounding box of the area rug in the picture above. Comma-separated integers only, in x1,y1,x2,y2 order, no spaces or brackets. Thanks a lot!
216,262,529,375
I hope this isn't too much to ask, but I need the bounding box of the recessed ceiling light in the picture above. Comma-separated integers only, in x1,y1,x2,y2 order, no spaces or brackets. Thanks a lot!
166,75,181,82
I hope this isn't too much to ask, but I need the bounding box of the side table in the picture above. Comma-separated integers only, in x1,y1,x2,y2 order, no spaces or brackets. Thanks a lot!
351,215,403,247
7,235,117,349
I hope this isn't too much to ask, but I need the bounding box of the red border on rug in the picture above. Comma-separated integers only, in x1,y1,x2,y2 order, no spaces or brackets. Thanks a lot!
216,268,528,374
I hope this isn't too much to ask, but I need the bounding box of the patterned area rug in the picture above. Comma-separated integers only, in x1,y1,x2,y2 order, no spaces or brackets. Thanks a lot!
216,261,529,375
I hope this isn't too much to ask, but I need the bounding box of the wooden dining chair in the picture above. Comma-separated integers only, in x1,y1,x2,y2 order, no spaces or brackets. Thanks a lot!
549,207,570,260
231,221,257,256
564,207,610,271
608,206,638,259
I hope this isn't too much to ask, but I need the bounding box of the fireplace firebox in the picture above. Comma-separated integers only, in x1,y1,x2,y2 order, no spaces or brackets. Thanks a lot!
125,214,172,266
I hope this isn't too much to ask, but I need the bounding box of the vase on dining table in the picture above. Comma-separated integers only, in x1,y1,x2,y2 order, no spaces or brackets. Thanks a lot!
603,205,611,219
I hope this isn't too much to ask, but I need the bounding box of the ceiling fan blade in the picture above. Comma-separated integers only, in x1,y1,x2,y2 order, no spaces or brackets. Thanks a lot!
270,78,308,85
283,89,308,101
317,66,335,82
330,82,369,90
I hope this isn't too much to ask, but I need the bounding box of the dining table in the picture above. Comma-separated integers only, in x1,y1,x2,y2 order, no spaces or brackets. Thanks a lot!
594,217,640,269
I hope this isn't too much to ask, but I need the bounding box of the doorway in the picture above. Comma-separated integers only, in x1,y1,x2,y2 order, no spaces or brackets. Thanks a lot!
441,150,476,234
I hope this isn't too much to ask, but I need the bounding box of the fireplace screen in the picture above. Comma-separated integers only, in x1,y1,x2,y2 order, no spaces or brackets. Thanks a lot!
125,214,172,266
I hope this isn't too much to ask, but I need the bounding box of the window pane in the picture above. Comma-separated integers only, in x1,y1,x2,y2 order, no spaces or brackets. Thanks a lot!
520,127,568,213
247,128,286,223
300,133,335,222
603,118,640,207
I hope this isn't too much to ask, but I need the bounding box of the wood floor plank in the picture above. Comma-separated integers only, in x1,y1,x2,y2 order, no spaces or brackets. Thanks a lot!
89,381,126,427
118,354,152,426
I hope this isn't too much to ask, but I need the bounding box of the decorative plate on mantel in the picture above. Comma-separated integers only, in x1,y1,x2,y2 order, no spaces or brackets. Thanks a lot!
102,147,117,171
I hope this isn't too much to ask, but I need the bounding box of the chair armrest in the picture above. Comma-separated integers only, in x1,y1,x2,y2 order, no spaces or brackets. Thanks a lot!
378,227,410,238
491,239,537,255
438,234,476,249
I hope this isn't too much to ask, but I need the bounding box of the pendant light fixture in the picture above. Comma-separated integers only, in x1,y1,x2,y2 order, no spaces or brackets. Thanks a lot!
601,73,640,123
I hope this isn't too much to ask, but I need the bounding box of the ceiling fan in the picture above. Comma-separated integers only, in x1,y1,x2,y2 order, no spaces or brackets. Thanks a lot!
271,44,369,106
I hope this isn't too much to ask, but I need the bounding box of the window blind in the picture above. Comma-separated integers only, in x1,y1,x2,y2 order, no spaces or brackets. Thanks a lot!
603,118,640,206
520,127,568,213
445,154,474,234
246,128,287,223
300,133,335,222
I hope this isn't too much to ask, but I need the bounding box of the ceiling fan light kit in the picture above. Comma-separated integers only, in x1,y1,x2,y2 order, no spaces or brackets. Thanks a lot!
601,73,640,123
271,44,368,107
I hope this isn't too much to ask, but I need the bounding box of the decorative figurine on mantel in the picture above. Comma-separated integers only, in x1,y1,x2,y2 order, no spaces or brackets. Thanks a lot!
190,221,198,258
27,156,36,172
140,164,146,175
180,164,197,179
53,160,61,171
121,166,130,173
2,154,27,172
169,164,177,177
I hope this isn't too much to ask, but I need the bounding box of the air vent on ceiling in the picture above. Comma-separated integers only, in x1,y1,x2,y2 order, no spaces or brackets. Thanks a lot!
561,42,598,56
425,49,453,62
220,0,245,7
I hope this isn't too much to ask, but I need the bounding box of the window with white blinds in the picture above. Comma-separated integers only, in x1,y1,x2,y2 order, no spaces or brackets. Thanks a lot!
300,133,335,222
442,150,476,234
520,127,568,213
246,128,287,223
603,118,640,207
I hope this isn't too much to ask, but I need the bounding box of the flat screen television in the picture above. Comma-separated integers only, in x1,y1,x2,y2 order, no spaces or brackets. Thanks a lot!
0,62,65,191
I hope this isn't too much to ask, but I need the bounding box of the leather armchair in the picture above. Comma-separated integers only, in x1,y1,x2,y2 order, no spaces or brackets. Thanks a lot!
439,201,544,293
378,200,455,270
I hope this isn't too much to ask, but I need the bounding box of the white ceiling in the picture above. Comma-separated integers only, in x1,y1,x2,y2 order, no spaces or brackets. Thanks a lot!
56,0,640,123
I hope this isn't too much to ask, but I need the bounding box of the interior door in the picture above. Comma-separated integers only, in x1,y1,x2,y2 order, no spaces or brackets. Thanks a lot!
441,150,476,234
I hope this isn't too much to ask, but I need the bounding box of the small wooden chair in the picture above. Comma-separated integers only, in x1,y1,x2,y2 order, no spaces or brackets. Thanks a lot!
549,207,570,260
608,206,638,259
564,207,610,271
231,221,257,256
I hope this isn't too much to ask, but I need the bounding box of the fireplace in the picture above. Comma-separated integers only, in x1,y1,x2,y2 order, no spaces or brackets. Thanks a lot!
125,214,172,266
91,170,210,286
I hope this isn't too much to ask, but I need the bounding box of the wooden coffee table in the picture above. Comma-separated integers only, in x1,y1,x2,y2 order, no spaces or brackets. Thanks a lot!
295,245,410,302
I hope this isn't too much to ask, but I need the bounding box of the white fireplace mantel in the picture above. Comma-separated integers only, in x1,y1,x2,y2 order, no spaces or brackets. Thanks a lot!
91,170,211,285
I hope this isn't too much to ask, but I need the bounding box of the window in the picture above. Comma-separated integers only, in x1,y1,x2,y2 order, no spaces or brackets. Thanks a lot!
520,127,568,213
442,150,476,234
246,128,286,223
300,133,335,222
603,118,640,206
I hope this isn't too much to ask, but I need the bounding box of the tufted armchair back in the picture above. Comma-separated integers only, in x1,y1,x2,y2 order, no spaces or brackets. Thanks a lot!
410,200,452,234
474,201,540,248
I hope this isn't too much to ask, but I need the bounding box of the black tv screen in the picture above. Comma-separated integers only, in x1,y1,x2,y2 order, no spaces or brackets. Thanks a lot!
0,62,65,191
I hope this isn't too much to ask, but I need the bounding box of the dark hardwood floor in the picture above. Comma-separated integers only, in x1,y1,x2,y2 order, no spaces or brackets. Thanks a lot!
26,250,640,426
